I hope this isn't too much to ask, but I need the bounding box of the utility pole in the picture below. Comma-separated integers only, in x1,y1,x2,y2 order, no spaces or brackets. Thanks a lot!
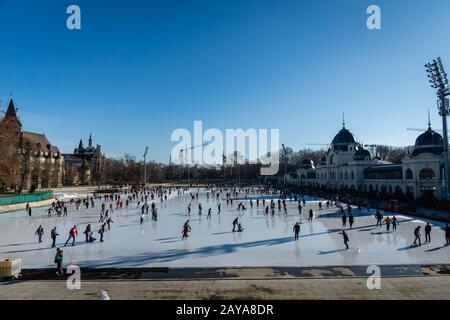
426,57,450,200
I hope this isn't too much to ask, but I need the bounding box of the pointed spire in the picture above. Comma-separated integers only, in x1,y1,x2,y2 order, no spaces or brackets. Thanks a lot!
5,99,18,118
427,109,431,130
342,113,346,129
89,133,93,147
78,139,84,152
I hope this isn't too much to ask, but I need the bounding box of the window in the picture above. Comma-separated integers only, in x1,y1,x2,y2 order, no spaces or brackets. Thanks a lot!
420,168,435,180
406,169,413,180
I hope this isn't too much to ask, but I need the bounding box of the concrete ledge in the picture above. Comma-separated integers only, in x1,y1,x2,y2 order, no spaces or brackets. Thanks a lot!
0,198,55,214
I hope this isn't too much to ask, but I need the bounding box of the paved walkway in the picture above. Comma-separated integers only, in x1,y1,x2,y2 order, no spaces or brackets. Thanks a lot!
1,276,449,299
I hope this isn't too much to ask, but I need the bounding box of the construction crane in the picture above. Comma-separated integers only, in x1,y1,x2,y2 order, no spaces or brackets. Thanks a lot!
407,128,443,132
179,141,212,184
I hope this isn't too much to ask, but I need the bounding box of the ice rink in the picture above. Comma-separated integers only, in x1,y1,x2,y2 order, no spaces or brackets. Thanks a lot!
0,189,448,269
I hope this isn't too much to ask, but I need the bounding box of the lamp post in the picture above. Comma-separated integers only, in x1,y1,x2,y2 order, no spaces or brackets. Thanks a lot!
425,57,450,200
143,146,149,186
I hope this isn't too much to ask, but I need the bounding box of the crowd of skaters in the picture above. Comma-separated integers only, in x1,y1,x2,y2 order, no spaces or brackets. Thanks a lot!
24,184,450,276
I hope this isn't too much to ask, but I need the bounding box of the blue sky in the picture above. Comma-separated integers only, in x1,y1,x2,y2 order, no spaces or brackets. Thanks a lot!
1,0,450,162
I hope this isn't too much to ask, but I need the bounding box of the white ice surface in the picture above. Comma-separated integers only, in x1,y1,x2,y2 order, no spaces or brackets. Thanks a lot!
0,190,448,269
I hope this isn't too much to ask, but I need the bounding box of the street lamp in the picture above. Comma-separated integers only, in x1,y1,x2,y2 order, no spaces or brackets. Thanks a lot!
143,146,149,186
425,57,450,200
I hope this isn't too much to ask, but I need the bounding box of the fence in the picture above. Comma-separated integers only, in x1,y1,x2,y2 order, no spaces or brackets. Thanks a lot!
0,191,54,206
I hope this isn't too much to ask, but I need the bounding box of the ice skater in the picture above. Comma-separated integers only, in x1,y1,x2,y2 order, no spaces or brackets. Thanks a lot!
308,209,314,221
84,224,92,242
392,215,399,231
232,217,239,232
293,222,301,240
64,225,78,247
424,223,432,243
54,248,64,277
348,214,354,229
341,230,350,249
383,216,392,232
413,226,422,246
98,224,106,242
207,208,211,219
106,217,114,230
182,220,191,240
50,227,59,248
35,225,44,243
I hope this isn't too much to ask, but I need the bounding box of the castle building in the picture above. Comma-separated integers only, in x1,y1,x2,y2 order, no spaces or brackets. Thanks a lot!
0,99,64,191
62,134,105,185
288,119,446,201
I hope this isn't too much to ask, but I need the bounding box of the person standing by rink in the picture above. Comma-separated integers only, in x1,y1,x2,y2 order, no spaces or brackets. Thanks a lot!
64,225,78,247
54,248,64,277
50,227,59,248
424,223,432,243
293,222,301,240
35,225,44,243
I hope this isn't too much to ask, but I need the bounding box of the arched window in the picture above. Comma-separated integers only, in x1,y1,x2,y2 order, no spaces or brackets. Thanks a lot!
330,155,334,165
420,168,435,180
340,172,343,180
406,169,413,180
351,171,354,180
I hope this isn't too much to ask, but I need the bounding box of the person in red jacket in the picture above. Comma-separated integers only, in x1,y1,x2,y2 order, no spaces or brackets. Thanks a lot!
64,225,78,247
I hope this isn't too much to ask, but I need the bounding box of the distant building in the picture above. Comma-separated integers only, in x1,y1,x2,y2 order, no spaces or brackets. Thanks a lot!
288,119,446,201
0,99,64,191
62,134,106,185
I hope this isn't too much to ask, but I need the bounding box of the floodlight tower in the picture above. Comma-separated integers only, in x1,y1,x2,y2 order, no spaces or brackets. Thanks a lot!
425,57,450,199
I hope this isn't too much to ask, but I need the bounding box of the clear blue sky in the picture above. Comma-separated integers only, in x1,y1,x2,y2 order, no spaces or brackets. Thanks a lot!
1,0,450,162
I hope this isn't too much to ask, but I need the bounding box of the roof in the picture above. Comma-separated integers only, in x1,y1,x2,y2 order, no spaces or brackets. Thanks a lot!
364,164,402,173
332,127,356,145
3,99,22,126
22,131,60,153
411,128,444,157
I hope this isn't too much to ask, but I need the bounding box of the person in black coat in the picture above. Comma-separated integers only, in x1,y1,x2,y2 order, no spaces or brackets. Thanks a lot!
51,227,59,248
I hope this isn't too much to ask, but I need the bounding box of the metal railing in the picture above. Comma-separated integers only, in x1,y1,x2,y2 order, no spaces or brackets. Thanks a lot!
0,191,54,206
